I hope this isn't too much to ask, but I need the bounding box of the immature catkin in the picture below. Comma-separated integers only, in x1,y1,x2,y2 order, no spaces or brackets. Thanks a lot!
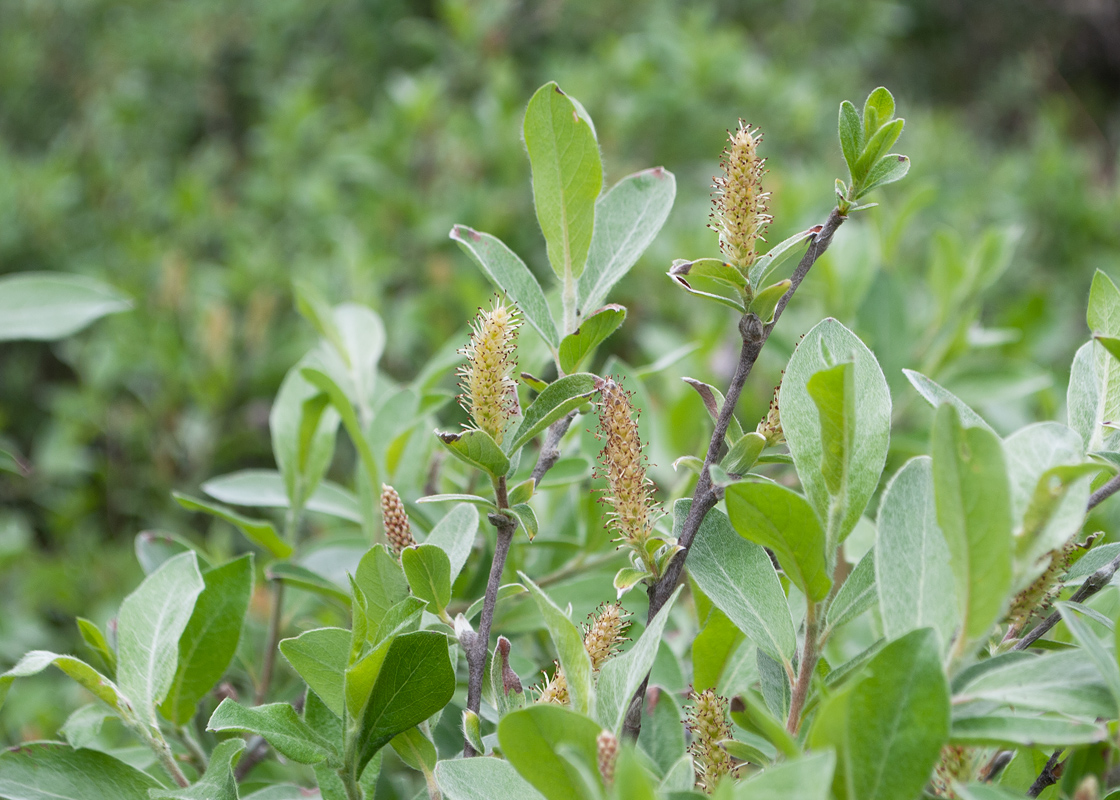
380,484,414,555
930,745,976,799
710,121,771,272
686,689,734,794
597,729,619,785
537,603,631,704
457,299,521,444
756,380,784,446
595,377,662,555
1006,538,1082,632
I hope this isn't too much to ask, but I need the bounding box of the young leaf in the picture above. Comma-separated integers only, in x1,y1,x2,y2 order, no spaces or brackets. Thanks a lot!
423,502,480,585
0,272,131,342
577,167,676,313
875,457,958,648
267,561,350,604
508,373,598,453
279,627,350,717
510,503,539,540
0,742,161,800
748,227,816,290
837,101,863,177
733,750,835,800
724,481,830,602
855,154,910,199
1057,601,1120,714
523,82,603,282
401,543,452,615
160,554,253,725
667,264,747,313
950,714,1106,747
558,305,626,375
202,469,362,523
435,756,547,800
681,500,796,668
497,704,602,800
0,651,128,716
902,369,995,434
435,427,511,479
852,118,904,181
354,545,410,627
173,492,292,559
75,618,117,677
931,404,1012,650
862,87,895,137
520,573,594,716
1086,270,1120,450
954,649,1113,718
748,279,791,324
824,548,876,635
149,738,245,800
449,225,560,350
270,358,340,513
116,550,205,723
207,699,337,765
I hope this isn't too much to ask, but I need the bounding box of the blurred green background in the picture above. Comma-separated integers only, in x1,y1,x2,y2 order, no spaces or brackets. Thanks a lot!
2,0,1119,747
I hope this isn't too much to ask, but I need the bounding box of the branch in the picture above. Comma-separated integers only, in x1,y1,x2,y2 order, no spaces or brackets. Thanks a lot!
1014,552,1120,651
1027,750,1063,797
531,412,577,486
621,207,846,739
1088,472,1120,511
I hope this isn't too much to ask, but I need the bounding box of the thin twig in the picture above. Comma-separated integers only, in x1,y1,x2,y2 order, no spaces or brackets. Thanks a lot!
786,603,819,733
621,208,846,740
531,412,577,486
1027,750,1063,797
1089,472,1120,511
255,580,285,706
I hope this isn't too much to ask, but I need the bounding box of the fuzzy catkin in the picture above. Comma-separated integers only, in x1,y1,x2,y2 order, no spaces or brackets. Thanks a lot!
380,484,414,555
457,299,521,444
537,603,631,705
710,122,771,273
597,730,618,785
686,689,734,794
756,380,784,446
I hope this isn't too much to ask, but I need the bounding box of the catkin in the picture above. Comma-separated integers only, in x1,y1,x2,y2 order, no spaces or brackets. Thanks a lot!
457,299,521,444
710,121,771,273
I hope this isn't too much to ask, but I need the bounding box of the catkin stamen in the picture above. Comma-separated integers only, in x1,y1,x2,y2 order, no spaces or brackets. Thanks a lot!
710,121,771,273
457,299,522,444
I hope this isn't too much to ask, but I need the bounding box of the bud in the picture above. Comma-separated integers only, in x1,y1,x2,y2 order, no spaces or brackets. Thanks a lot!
686,689,734,794
710,122,771,273
583,602,631,670
380,484,415,555
458,299,522,444
597,730,619,785
595,378,662,569
756,381,784,446
496,636,523,697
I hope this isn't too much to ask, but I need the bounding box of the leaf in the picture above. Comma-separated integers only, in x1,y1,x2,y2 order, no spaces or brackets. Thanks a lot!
724,481,831,602
435,428,510,479
577,167,676,313
270,358,340,512
825,548,876,634
279,627,350,717
207,699,337,765
523,82,603,282
1097,333,1120,362
149,738,245,800
435,756,547,800
950,714,1106,747
510,502,539,540
748,279,790,324
498,704,602,800
416,493,496,511
401,544,452,615
810,628,949,800
875,457,958,648
931,404,1012,649
390,725,437,774
267,562,350,603
331,303,386,418
954,649,1114,718
748,228,817,290
862,87,895,135
681,500,796,667
638,688,687,775
201,469,362,523
353,630,456,773
667,265,746,313
354,545,410,628
0,651,127,716
853,118,904,182
75,618,116,677
856,154,910,199
0,742,161,799
1086,270,1120,450
596,585,683,733
0,272,131,342
781,319,891,546
903,369,995,435
1057,601,1120,714
838,100,863,177
301,365,379,486
423,502,480,585
160,554,253,725
116,551,205,723
558,305,626,374
520,573,594,715
732,751,835,800
508,373,598,453
449,225,560,349
173,492,292,559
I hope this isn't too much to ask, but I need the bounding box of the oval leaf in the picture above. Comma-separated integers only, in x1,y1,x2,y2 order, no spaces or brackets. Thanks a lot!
558,305,626,375
0,272,131,342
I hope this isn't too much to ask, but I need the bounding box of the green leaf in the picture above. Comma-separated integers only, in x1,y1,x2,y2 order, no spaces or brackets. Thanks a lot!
401,543,452,615
748,227,816,290
117,551,205,723
667,262,747,312
1086,270,1120,450
558,305,626,374
731,690,800,760
270,358,340,512
149,738,245,800
279,627,350,717
0,742,161,799
862,87,896,137
266,562,350,603
875,457,958,648
681,500,796,667
782,319,891,546
354,545,410,628
0,651,127,716
577,167,676,313
668,258,746,289
75,617,116,677
520,573,594,715
449,225,560,349
731,751,835,800
811,628,949,800
638,687,687,775
416,493,496,512
950,714,1106,747
721,432,766,475
724,481,830,602
523,82,603,282
902,369,995,435
1069,342,1102,449
692,607,743,691
353,630,456,773
510,503,538,540
436,428,511,479
0,272,131,342
294,280,348,363
435,748,547,800
953,649,1114,718
838,100,863,177
931,404,1012,649
747,279,790,324
465,583,526,621
201,469,362,523
423,502,480,585
853,118,904,182
596,585,683,733
856,154,910,199
1057,601,1120,714
498,704,602,800
1096,333,1120,362
207,698,337,765
391,725,438,774
174,492,292,559
508,373,598,453
614,745,659,800
160,554,253,725
825,548,876,634
301,365,379,486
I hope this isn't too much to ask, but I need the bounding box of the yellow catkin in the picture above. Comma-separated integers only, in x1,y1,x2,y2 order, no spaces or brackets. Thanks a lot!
537,603,631,705
710,121,771,273
686,689,734,794
380,484,414,555
457,299,521,444
597,729,619,785
930,745,976,798
595,378,662,563
756,380,784,446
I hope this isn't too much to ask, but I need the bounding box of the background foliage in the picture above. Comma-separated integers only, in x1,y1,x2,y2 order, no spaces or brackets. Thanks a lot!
2,0,1120,785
